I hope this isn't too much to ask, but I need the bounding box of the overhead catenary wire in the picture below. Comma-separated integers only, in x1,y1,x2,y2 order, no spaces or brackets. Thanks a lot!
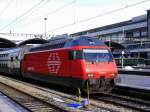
46,0,150,33
0,0,75,32
0,0,15,18
16,0,76,28
0,0,45,31
9,0,51,29
0,0,149,35
45,0,76,17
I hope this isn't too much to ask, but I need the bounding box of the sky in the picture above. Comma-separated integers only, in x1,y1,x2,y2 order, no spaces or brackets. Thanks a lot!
0,0,150,40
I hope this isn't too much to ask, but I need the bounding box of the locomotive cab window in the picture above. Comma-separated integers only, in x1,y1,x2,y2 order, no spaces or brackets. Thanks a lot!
83,49,113,62
69,50,83,60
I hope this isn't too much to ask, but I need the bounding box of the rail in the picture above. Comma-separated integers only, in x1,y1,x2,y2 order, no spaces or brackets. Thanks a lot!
0,75,113,112
1,74,150,112
92,86,150,112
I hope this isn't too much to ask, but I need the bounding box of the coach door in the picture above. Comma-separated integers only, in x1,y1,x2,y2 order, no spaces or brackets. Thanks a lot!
9,55,14,73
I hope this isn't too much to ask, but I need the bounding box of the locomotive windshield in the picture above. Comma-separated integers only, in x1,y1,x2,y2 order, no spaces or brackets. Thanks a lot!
83,49,113,62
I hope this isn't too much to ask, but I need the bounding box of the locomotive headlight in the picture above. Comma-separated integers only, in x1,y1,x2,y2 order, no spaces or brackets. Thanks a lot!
87,73,94,77
111,74,115,76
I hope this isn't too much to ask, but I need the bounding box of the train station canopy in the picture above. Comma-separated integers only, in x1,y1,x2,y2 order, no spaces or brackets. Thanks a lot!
17,38,48,46
0,37,16,48
104,41,125,50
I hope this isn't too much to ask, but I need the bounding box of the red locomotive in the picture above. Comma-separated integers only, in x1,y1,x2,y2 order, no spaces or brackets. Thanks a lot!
0,36,118,93
21,36,118,92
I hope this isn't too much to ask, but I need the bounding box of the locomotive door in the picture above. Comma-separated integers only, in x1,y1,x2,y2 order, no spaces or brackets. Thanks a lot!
68,56,74,86
68,50,75,85
68,50,83,87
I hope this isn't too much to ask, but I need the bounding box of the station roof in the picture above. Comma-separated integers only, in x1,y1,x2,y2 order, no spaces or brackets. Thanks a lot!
0,37,16,48
104,41,125,50
17,38,48,46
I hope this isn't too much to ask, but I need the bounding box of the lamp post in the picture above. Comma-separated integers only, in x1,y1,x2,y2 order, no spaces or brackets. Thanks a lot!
44,17,48,39
121,51,125,69
125,0,128,7
122,26,125,42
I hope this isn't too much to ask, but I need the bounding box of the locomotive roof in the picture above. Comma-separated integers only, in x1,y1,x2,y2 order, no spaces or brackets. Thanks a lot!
48,36,106,46
30,36,106,52
65,36,106,46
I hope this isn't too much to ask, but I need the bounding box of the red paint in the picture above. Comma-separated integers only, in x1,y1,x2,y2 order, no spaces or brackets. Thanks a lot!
22,46,118,80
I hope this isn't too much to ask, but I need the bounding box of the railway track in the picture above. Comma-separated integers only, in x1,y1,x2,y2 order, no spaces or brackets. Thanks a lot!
0,75,83,112
93,90,150,112
0,82,66,112
114,85,150,101
1,74,150,112
0,75,115,112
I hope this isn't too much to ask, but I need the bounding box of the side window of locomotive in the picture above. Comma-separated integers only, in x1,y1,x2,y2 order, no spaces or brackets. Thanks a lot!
69,51,74,60
76,50,83,59
69,50,83,60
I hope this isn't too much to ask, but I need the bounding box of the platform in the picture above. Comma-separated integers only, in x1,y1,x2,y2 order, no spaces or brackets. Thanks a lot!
118,67,150,75
117,74,150,90
0,92,28,112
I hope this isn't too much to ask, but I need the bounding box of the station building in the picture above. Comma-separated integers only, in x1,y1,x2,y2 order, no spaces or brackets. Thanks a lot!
71,10,150,60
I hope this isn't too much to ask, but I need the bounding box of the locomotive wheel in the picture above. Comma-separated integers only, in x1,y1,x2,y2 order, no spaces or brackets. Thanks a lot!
83,80,92,93
104,79,115,92
82,78,115,93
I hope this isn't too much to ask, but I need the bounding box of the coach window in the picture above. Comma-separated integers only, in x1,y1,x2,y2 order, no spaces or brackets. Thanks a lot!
16,56,18,60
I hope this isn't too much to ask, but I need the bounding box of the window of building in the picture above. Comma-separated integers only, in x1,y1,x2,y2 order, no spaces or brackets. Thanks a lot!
141,31,147,36
126,32,133,38
133,31,140,38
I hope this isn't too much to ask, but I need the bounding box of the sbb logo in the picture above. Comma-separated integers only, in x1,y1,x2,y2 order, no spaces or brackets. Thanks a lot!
47,53,61,74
